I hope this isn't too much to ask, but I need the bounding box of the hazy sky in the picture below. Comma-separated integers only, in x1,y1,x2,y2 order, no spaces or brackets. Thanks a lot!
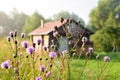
0,0,99,24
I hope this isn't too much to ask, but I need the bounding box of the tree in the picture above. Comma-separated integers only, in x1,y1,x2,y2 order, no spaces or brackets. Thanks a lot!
23,12,44,34
0,11,10,36
90,26,120,52
53,11,85,26
89,0,120,31
10,9,28,32
89,0,120,52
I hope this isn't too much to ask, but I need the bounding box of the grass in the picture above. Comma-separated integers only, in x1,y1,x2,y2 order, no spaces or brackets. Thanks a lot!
0,38,120,80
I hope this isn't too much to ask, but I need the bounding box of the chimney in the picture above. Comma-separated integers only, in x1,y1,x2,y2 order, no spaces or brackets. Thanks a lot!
41,19,44,27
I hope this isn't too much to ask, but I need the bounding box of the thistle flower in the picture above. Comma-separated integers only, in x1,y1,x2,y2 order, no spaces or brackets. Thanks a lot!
21,41,29,48
7,36,11,42
42,45,47,51
26,46,34,54
53,31,59,37
104,56,110,62
14,39,17,44
62,50,68,57
14,68,18,73
49,52,57,59
88,47,94,54
46,71,51,77
36,76,42,80
1,60,10,69
14,30,17,37
82,36,88,43
40,65,45,72
21,33,25,38
9,31,14,37
37,39,42,45
32,43,36,48
62,50,68,54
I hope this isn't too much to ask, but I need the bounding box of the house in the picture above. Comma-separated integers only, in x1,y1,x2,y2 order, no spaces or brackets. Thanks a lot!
28,18,93,53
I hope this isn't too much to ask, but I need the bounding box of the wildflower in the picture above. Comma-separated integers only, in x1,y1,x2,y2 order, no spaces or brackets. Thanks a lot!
60,17,64,23
46,71,51,77
13,53,17,58
49,52,57,59
36,76,42,80
14,39,17,44
21,33,25,38
32,43,36,48
40,65,45,72
62,50,68,54
21,41,29,48
14,68,18,73
9,65,12,69
14,30,17,37
26,46,34,54
37,39,42,45
45,58,48,61
7,36,11,42
1,60,10,69
82,36,88,43
42,45,47,51
9,31,14,37
104,56,110,62
53,31,59,37
49,63,53,68
39,58,42,61
88,47,94,54
54,26,58,31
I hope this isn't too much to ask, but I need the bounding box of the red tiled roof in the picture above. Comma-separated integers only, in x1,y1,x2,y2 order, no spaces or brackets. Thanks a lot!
28,21,63,35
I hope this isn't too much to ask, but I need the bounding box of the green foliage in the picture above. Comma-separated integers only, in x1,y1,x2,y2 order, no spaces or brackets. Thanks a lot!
22,12,44,34
89,0,120,52
91,27,120,52
89,0,120,30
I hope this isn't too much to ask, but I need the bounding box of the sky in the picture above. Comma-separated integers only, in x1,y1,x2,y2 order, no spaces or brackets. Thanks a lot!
0,0,99,24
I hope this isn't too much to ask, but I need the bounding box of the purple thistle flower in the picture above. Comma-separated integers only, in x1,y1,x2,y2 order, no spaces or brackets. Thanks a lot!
62,50,68,57
40,65,45,72
21,33,25,38
7,36,11,42
9,65,12,69
36,76,42,80
49,52,57,59
53,31,59,37
9,31,14,37
62,50,68,54
88,47,94,54
26,46,34,54
104,56,110,62
21,41,29,48
37,39,42,45
46,71,51,77
14,30,17,37
1,60,10,69
42,45,47,51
